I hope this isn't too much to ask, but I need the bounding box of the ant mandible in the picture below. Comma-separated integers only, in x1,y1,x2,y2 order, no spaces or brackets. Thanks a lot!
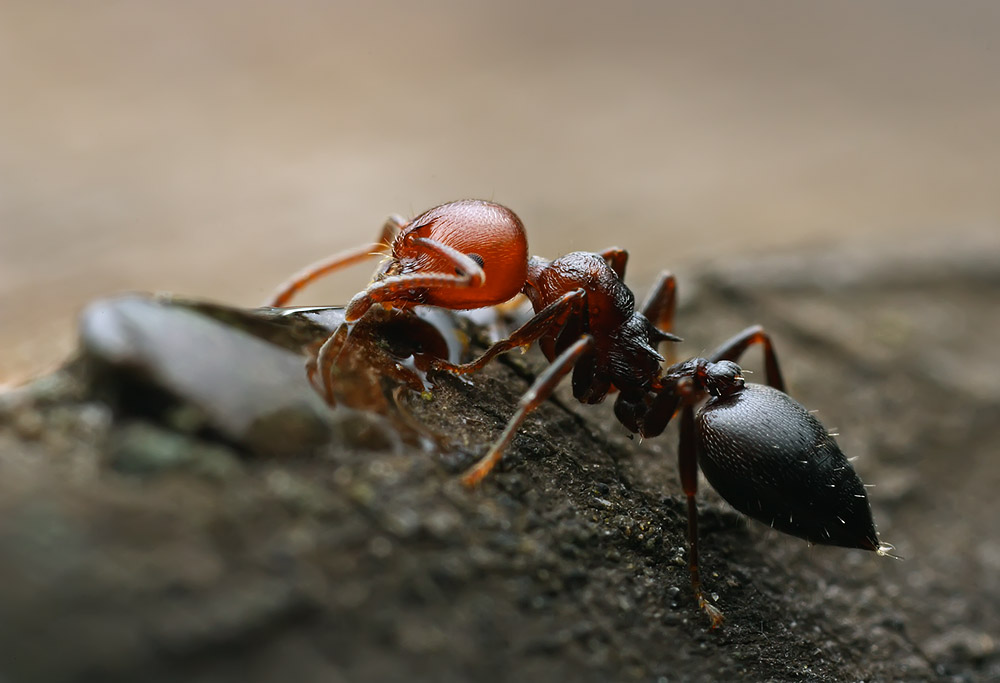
267,199,891,627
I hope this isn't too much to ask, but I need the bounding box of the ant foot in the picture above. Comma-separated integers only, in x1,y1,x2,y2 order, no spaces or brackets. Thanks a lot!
460,465,488,488
460,446,505,488
429,359,478,376
699,596,725,629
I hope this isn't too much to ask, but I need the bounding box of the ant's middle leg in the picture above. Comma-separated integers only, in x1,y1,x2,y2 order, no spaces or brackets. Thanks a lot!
640,271,677,335
431,289,586,376
461,334,595,487
600,247,629,280
597,252,678,341
344,237,488,321
641,271,680,362
707,324,785,392
266,214,405,307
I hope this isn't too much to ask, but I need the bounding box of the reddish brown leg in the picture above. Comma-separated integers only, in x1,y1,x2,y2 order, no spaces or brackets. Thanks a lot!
432,289,586,375
708,324,785,392
640,271,677,334
600,247,629,280
462,335,595,487
679,403,725,628
344,236,487,321
266,215,404,307
641,270,680,363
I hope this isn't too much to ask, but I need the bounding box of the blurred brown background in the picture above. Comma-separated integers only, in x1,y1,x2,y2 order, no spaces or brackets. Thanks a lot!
2,0,999,382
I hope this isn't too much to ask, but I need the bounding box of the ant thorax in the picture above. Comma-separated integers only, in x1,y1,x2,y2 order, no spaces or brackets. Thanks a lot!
606,313,668,393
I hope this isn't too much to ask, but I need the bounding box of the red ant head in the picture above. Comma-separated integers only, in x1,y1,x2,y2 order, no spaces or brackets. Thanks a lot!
386,200,529,310
341,201,529,322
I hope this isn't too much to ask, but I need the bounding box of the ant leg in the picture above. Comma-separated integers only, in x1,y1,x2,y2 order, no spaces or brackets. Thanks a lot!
479,295,531,342
309,323,427,406
640,271,677,335
679,403,725,628
462,335,594,487
636,385,680,439
600,247,629,280
266,215,405,307
641,271,680,363
308,326,350,404
432,289,586,375
344,236,486,321
707,324,785,392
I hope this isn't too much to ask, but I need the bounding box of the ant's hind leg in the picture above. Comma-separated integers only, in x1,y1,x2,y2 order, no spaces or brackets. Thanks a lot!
679,403,725,628
707,325,785,392
265,214,404,307
461,335,594,487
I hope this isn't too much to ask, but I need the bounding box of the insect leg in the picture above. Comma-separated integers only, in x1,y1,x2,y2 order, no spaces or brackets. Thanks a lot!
679,402,725,628
433,289,586,375
599,247,629,279
266,214,403,307
461,335,594,487
707,324,785,391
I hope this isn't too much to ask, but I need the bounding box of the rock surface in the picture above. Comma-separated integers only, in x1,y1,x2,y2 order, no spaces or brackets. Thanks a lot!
1,247,997,682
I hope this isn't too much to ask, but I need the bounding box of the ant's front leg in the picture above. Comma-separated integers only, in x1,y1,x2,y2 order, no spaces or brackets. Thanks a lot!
461,335,595,486
431,289,586,376
708,325,785,392
307,327,349,404
308,321,427,406
266,214,404,307
344,238,486,321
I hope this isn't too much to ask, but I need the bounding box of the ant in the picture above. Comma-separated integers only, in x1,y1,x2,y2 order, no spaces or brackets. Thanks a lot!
267,199,892,627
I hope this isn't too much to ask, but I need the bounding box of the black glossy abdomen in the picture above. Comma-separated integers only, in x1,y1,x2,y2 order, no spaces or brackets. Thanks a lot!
696,383,879,551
